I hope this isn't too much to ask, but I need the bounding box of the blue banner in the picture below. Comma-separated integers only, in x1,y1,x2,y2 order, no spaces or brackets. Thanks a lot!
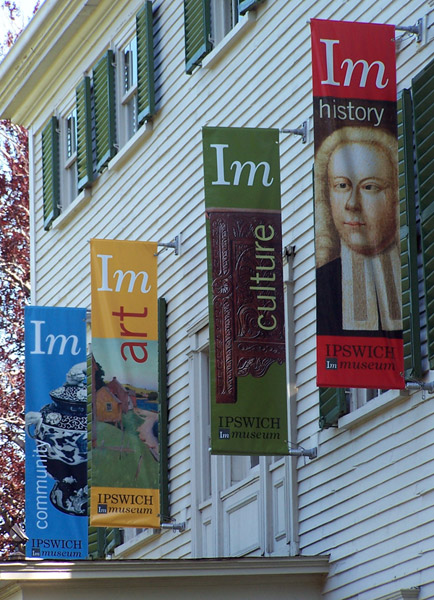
25,306,88,559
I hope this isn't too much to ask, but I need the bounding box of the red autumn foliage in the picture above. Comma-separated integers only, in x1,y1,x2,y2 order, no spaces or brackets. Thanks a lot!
0,120,30,558
0,0,36,557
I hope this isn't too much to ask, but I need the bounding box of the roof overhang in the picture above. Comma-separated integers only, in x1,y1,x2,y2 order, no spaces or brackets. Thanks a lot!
0,557,329,598
0,0,101,126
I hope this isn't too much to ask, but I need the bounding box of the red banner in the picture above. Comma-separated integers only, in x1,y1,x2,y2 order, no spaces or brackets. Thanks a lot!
311,19,405,389
311,20,396,101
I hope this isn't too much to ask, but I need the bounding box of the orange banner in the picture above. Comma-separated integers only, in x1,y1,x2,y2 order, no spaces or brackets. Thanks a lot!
90,239,160,528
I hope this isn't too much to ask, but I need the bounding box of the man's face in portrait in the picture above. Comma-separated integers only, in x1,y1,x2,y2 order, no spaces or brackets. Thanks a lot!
327,142,397,256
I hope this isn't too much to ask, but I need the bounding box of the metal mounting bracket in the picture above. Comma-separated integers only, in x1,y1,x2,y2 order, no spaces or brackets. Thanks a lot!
281,121,308,144
396,19,423,43
160,521,186,532
288,446,317,460
405,380,434,393
156,235,180,256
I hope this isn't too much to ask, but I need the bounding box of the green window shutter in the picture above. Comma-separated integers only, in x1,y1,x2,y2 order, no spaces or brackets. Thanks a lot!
41,117,60,230
137,1,155,124
88,528,122,559
76,76,93,190
103,528,122,555
158,297,169,521
413,58,434,368
319,387,347,429
93,50,117,172
88,527,98,558
238,0,265,16
184,0,212,75
398,90,421,378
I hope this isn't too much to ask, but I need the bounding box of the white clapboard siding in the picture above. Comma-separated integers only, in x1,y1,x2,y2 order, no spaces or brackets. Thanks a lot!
293,0,434,591
13,0,434,595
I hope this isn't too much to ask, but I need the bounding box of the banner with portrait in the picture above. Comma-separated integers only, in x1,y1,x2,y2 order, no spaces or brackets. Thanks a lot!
311,19,405,389
25,306,88,559
203,127,288,455
90,239,160,528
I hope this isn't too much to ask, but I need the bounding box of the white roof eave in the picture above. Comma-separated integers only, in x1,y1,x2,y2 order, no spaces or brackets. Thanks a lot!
0,0,101,126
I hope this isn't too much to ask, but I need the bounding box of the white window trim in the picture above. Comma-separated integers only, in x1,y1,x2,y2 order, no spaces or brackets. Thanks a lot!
108,120,153,172
338,388,412,430
188,313,212,558
117,36,139,149
59,106,79,212
202,10,256,70
376,588,419,600
64,151,77,171
52,188,91,230
188,314,293,558
210,0,239,47
114,527,161,558
121,83,138,109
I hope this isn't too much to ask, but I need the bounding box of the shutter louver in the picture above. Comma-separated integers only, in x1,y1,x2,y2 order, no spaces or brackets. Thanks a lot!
184,0,211,75
398,90,421,378
137,1,155,124
413,58,434,368
41,117,60,230
93,50,117,172
76,77,93,191
238,0,265,16
319,387,347,429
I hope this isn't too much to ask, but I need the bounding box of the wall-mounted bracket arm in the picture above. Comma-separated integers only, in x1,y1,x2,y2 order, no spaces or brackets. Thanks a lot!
160,521,186,532
156,235,181,256
281,121,308,144
396,19,423,43
288,446,317,460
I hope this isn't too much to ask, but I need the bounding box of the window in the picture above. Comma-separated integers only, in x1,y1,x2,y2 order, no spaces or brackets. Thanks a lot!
188,327,211,506
63,108,78,209
184,0,264,74
230,455,259,484
319,57,434,428
119,36,139,144
189,333,259,506
188,319,286,558
346,389,386,412
117,0,155,144
210,0,239,46
41,2,155,227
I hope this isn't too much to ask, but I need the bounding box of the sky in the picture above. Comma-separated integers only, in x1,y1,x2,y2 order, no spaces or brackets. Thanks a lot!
0,0,44,55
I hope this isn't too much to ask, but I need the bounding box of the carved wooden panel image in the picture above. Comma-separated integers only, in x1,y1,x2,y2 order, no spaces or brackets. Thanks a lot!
208,208,285,403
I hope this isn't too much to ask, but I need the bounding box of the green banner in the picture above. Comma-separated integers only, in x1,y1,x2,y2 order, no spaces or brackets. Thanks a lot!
203,127,288,455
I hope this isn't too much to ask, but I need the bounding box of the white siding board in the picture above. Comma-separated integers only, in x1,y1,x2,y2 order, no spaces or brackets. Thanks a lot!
298,418,434,596
10,0,434,595
299,393,433,494
167,403,190,436
300,469,434,551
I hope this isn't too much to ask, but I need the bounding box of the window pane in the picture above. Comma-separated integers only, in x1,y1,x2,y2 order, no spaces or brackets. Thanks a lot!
66,109,77,159
124,37,137,93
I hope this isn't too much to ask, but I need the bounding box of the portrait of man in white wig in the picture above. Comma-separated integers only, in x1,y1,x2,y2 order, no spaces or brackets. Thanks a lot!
315,126,402,336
